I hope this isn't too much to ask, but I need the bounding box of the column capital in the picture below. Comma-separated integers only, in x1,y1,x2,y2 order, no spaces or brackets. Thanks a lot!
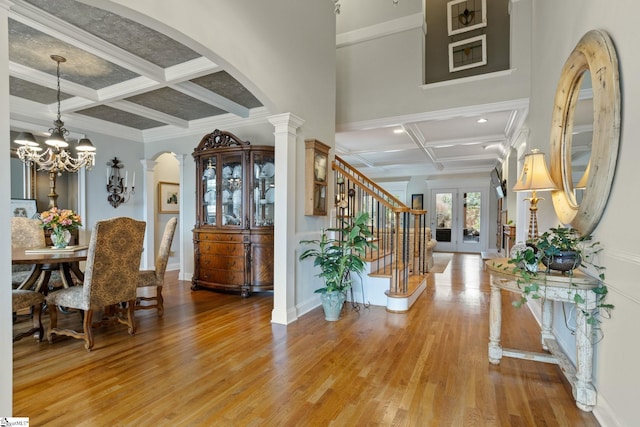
268,113,305,134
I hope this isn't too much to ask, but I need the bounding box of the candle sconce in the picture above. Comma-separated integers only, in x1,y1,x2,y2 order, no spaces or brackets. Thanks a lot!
106,157,135,208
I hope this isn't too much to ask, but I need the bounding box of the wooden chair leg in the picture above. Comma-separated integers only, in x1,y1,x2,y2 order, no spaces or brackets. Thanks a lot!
47,304,58,343
127,299,136,335
83,309,94,351
33,303,43,342
157,286,164,317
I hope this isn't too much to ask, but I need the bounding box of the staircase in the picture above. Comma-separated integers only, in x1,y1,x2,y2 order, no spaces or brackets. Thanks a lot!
332,156,435,312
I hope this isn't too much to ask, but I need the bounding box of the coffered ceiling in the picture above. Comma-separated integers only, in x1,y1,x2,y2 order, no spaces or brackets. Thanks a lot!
8,0,264,145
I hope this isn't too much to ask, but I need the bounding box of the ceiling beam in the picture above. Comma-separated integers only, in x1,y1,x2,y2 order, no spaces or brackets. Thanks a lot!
174,81,250,118
111,100,189,128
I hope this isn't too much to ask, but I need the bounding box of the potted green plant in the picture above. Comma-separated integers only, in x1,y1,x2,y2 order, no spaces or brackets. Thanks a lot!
502,226,613,334
510,243,541,273
534,226,593,273
299,211,376,321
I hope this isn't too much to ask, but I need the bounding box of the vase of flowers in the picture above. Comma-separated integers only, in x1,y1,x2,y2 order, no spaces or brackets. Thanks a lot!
39,207,82,249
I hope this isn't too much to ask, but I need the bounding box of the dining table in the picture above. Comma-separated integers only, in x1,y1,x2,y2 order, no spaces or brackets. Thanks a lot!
12,246,88,292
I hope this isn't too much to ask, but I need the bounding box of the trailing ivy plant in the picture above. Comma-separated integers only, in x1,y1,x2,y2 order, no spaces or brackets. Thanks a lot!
492,228,614,341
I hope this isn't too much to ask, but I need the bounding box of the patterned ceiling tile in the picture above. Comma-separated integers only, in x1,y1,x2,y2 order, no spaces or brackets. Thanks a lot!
10,76,73,104
76,105,167,130
9,19,139,89
25,0,200,68
126,87,227,120
192,72,262,108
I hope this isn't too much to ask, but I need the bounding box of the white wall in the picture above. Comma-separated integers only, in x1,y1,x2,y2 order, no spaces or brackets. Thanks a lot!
336,0,531,124
528,2,640,425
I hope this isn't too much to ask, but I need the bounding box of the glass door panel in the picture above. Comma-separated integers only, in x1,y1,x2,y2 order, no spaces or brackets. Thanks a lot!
202,158,216,225
434,191,454,251
252,151,275,227
431,188,485,253
221,154,243,227
459,191,482,252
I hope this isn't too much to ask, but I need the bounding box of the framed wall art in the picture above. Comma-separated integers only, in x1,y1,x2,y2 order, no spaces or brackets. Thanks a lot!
411,194,423,210
158,182,180,213
447,0,487,36
449,34,487,72
11,198,38,218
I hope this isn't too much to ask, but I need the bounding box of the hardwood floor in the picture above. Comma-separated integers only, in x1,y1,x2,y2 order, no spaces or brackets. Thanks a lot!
12,253,600,426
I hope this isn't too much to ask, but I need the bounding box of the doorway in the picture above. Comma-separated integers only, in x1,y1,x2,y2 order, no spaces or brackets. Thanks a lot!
430,188,485,253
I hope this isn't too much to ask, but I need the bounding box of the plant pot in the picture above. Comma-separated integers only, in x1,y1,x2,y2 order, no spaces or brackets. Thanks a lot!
542,251,582,273
320,290,346,321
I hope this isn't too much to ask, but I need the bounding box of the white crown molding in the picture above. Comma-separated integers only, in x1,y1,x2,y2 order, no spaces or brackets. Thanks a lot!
337,98,530,132
164,57,221,82
142,107,272,143
336,12,423,48
422,69,516,90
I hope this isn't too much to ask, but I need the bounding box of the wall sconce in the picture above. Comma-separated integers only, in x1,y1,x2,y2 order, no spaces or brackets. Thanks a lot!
106,157,135,208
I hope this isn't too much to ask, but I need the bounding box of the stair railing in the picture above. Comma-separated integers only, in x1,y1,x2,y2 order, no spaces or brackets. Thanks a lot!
332,156,428,295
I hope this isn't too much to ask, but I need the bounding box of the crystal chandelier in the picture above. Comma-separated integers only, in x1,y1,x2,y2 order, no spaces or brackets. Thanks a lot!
14,55,96,208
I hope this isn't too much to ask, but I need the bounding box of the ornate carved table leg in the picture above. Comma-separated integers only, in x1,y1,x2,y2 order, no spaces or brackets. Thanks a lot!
488,284,503,364
574,301,596,411
541,298,554,350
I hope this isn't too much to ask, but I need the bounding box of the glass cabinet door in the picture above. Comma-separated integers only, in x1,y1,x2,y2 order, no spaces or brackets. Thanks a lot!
202,158,217,225
221,153,243,227
252,151,275,227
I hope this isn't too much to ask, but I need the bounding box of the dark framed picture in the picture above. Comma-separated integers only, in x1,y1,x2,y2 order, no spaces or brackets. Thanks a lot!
11,198,38,218
447,0,487,36
158,182,180,213
449,34,487,72
411,194,423,210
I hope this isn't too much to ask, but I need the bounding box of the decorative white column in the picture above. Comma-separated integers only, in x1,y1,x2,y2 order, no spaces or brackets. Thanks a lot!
141,159,158,269
1,0,14,415
268,113,305,325
176,153,188,281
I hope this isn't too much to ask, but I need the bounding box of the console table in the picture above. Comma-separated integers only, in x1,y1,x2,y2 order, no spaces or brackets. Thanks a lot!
485,258,599,412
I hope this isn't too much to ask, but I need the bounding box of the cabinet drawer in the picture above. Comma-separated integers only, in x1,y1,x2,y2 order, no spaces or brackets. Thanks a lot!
199,254,245,270
198,241,244,256
198,268,244,286
196,232,243,243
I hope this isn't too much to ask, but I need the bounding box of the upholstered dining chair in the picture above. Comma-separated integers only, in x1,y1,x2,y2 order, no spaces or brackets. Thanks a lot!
136,217,177,316
12,289,44,342
11,217,46,289
46,217,146,351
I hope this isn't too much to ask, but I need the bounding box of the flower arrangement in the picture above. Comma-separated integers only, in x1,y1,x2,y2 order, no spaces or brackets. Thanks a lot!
39,207,82,248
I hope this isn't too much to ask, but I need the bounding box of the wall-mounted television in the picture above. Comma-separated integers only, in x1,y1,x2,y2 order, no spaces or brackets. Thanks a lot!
491,168,506,199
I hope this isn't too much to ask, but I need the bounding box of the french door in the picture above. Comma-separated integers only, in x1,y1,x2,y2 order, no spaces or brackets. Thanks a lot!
430,188,484,253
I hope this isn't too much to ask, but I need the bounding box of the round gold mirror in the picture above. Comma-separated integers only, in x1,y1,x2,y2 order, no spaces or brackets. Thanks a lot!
549,29,620,236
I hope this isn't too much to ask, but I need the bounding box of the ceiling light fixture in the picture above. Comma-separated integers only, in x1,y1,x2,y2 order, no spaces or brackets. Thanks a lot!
477,118,488,123
393,129,404,134
14,54,96,209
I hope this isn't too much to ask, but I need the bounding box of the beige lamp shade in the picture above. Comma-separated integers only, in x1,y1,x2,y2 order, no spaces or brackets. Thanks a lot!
513,149,558,192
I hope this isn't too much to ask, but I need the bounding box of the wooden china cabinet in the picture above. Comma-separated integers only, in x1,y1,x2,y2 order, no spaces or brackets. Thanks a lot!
191,129,274,296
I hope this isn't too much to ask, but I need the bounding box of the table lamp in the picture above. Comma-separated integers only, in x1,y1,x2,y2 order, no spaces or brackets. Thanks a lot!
512,149,558,240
